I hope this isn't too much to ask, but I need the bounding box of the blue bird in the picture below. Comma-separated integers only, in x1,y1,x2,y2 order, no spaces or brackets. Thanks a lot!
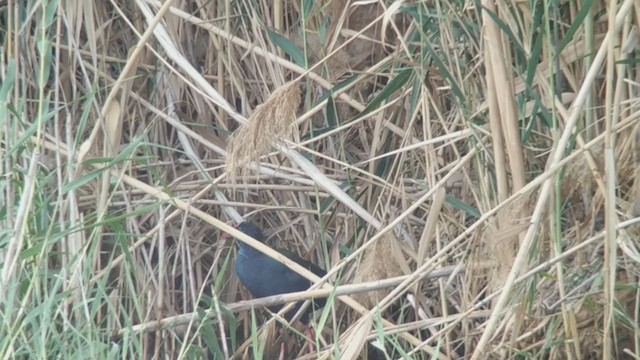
234,221,327,323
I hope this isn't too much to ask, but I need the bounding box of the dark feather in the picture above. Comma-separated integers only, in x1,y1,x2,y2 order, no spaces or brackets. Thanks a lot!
234,222,327,323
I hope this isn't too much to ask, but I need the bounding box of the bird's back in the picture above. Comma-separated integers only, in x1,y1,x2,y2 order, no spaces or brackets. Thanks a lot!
233,221,328,322
235,245,325,299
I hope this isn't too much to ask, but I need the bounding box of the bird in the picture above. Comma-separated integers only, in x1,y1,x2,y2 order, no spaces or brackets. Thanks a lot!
233,221,327,324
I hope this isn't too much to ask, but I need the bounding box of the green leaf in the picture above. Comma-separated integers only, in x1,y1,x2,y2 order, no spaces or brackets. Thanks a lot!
358,68,414,118
417,183,480,218
555,0,594,58
422,39,467,104
266,29,305,67
478,4,526,57
0,59,16,100
313,73,360,106
10,117,39,157
62,167,106,194
198,308,224,359
302,0,314,19
325,94,339,128
445,194,481,218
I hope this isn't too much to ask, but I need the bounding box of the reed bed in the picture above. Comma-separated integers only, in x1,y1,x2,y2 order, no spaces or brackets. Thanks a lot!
1,0,639,358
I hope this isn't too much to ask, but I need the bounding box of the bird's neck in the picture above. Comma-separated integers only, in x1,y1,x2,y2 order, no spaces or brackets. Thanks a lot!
237,242,263,258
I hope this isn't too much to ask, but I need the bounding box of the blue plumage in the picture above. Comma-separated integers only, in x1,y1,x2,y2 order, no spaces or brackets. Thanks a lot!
234,221,326,323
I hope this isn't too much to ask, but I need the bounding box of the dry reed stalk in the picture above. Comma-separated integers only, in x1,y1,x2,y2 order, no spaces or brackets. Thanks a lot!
8,0,640,357
471,1,635,357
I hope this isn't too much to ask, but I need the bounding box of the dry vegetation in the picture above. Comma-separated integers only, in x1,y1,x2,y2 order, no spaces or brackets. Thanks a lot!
1,0,640,359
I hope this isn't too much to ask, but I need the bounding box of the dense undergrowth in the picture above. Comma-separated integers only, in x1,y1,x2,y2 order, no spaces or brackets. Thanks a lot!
1,1,639,359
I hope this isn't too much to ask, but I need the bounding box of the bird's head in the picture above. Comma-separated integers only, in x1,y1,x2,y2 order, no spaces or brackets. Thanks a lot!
236,221,266,242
